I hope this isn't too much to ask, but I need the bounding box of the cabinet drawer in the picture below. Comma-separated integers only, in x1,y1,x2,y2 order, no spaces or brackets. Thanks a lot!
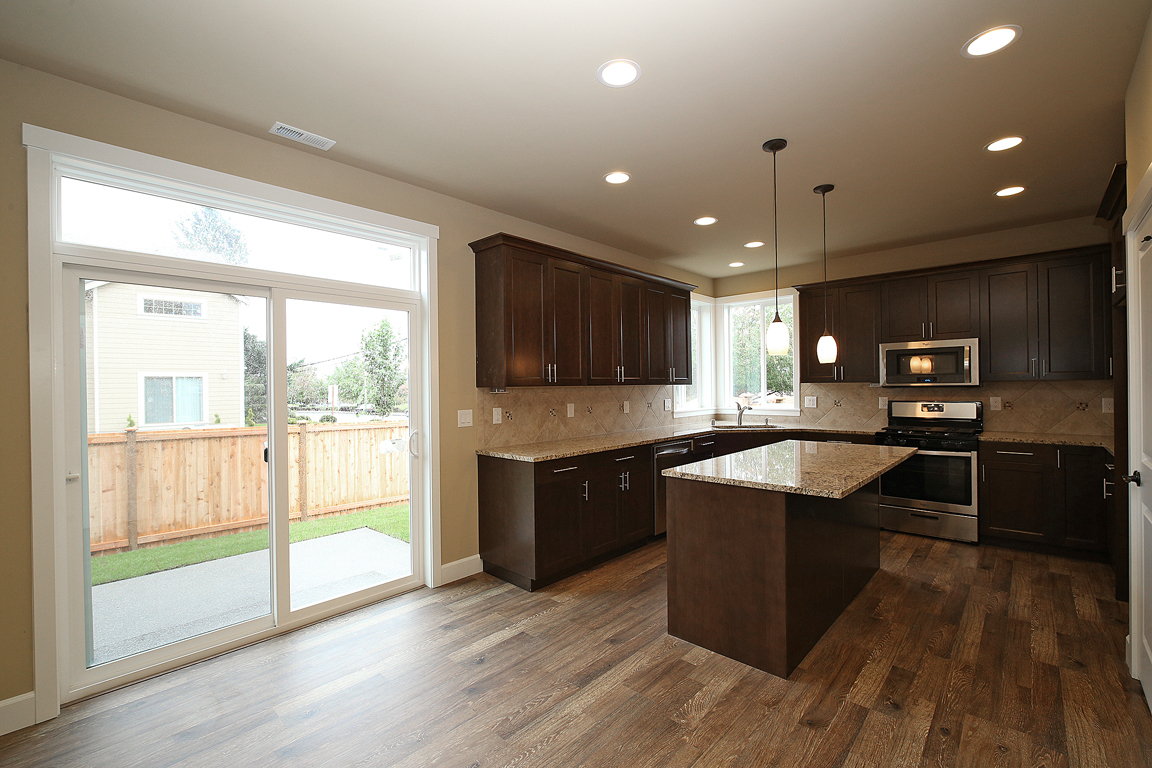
980,442,1056,466
595,445,653,470
534,457,589,484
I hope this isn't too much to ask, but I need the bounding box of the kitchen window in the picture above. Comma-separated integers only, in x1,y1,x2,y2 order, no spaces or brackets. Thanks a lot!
674,300,713,414
143,374,205,424
718,291,798,414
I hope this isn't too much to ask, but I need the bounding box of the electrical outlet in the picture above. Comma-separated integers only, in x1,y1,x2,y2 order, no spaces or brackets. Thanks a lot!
623,401,630,414
989,397,1002,411
567,403,575,417
878,397,888,410
457,409,473,428
1102,397,1114,414
664,398,672,411
492,407,502,424
804,396,817,409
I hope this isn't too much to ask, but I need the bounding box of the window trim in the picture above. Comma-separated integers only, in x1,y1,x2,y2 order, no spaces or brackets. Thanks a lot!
673,297,714,417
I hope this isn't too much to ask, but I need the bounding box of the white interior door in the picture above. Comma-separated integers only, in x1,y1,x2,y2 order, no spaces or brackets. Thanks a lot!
1128,201,1152,703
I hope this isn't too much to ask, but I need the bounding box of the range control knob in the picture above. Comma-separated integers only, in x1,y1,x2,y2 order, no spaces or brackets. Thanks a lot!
918,439,930,448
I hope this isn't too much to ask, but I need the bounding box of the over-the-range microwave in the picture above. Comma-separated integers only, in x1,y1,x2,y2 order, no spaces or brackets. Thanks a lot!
879,338,979,386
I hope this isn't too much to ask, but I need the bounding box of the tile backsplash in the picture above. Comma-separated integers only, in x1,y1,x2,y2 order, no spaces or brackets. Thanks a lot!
476,378,1114,449
784,379,1115,435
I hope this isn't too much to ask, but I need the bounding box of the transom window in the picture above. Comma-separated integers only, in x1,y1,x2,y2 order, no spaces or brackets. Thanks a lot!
142,298,202,317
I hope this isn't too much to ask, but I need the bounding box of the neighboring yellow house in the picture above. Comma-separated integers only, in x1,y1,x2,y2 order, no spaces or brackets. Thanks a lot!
84,282,245,434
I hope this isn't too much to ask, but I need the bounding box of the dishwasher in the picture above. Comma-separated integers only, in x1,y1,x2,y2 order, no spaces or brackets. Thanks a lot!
652,436,715,535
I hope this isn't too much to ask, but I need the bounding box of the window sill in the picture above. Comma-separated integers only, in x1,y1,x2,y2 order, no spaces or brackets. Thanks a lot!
673,408,713,418
715,407,801,419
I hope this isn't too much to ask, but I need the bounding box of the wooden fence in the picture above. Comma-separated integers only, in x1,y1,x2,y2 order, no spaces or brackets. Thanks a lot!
87,421,410,553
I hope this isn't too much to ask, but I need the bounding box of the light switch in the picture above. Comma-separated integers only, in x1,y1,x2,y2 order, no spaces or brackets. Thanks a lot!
990,397,1002,411
1102,397,1114,414
623,401,630,414
664,398,672,411
492,407,502,424
457,409,473,427
567,403,575,417
878,397,888,410
804,396,817,409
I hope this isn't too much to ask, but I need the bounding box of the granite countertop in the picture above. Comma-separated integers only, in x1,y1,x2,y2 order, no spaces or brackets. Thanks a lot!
662,440,917,499
476,425,715,462
979,431,1114,454
711,421,879,436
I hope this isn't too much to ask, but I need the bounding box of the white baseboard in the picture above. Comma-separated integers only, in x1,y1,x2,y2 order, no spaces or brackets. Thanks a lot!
0,692,36,737
439,554,482,586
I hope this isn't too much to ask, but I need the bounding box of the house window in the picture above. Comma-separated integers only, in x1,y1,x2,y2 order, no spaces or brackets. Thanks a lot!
721,294,797,411
674,300,712,413
144,375,204,424
142,298,202,317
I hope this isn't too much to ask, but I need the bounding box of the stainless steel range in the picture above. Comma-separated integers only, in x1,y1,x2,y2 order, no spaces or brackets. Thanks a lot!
875,400,982,543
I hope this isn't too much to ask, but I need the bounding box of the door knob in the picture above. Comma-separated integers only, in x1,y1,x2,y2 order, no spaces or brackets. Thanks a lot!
1124,471,1141,486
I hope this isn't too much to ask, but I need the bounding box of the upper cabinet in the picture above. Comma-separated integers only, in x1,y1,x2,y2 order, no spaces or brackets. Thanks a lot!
472,234,695,388
796,245,1110,385
880,272,979,343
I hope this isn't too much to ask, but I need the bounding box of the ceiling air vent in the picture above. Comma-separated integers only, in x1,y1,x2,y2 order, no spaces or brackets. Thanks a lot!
269,122,336,151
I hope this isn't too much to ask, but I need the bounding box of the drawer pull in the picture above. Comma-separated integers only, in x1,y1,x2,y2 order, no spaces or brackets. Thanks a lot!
910,513,940,521
615,455,635,462
699,441,715,446
552,466,579,473
995,450,1034,456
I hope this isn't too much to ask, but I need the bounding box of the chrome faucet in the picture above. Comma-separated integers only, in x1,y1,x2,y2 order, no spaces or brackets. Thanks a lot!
735,401,752,426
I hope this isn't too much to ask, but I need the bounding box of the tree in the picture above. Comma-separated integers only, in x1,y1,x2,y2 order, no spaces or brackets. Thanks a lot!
287,359,326,406
174,207,250,265
764,302,794,398
329,355,366,406
243,328,268,424
359,319,407,415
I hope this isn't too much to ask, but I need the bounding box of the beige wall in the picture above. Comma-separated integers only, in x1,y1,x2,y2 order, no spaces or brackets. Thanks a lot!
713,216,1108,298
0,58,712,701
1128,10,1152,197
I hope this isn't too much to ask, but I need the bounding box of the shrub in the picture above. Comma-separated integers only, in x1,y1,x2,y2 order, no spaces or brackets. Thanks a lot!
319,414,337,423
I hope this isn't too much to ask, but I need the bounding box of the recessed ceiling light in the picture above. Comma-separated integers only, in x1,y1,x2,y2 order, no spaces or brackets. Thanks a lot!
962,25,1022,58
744,241,765,248
604,171,630,184
597,59,641,87
996,185,1026,197
985,136,1024,152
694,216,718,226
729,262,745,268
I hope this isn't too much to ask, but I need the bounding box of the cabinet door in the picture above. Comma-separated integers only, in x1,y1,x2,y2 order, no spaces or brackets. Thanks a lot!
798,288,837,383
582,472,620,558
586,269,620,385
1059,447,1107,552
505,248,549,386
1038,255,1109,380
980,262,1038,380
979,458,1053,544
668,289,693,385
618,277,645,384
535,476,585,576
617,463,654,545
928,271,979,339
838,284,881,382
549,259,586,385
880,278,928,342
643,283,670,383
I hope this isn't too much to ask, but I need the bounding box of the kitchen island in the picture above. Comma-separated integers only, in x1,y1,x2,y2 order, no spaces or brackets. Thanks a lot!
663,440,916,678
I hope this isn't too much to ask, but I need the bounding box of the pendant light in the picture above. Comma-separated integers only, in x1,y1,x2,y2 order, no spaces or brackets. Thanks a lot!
762,138,790,356
813,183,838,364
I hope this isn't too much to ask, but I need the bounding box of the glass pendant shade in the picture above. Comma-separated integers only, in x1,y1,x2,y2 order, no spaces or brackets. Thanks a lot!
817,333,838,364
766,314,790,356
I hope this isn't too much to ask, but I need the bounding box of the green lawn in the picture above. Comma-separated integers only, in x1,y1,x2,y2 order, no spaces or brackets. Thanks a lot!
90,505,410,586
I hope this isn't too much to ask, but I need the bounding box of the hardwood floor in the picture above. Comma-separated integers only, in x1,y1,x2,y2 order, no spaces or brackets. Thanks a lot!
3,532,1150,767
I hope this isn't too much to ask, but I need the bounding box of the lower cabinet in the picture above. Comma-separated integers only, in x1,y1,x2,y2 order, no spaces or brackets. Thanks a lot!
978,441,1107,555
478,446,653,590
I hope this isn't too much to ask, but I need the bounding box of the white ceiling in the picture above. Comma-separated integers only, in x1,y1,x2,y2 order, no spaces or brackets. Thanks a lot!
1,0,1148,279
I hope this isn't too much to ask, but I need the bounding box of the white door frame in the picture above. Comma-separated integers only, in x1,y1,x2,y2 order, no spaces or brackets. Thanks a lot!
26,125,442,721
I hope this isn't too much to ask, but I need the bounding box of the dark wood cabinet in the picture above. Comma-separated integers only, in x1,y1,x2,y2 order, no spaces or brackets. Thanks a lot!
478,445,655,591
978,441,1108,556
980,262,1039,381
473,234,694,388
881,272,978,343
881,278,929,342
1037,255,1109,380
798,284,880,383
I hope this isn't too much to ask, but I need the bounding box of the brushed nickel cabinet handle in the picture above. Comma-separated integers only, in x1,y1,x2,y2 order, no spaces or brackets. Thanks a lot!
995,450,1034,456
615,455,635,461
553,466,579,473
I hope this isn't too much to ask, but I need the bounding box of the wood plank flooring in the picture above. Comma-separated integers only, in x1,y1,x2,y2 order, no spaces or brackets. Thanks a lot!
2,532,1150,767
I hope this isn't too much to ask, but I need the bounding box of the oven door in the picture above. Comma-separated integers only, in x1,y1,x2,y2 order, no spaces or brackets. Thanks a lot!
878,449,977,516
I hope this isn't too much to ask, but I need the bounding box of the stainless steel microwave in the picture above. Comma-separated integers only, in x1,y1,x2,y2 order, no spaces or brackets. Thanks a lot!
879,338,979,386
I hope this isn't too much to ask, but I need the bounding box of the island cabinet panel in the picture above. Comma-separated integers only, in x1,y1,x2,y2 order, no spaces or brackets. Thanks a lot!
666,476,880,678
978,441,1108,556
472,233,695,388
478,446,655,591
